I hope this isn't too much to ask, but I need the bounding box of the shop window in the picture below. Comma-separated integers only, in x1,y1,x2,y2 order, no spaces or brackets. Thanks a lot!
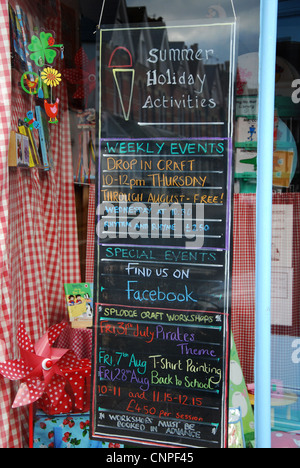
5,0,300,450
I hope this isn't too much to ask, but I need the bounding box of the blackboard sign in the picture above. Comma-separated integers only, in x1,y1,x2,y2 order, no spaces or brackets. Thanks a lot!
91,9,236,448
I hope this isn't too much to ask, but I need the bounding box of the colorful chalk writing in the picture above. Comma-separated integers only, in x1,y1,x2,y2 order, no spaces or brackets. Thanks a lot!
91,14,236,449
98,137,229,250
93,304,227,446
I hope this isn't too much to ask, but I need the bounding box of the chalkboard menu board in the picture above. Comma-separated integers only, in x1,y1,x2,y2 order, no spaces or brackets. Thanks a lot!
91,6,237,448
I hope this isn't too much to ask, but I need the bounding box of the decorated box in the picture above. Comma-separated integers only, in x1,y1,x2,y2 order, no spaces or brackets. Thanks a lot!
33,412,123,449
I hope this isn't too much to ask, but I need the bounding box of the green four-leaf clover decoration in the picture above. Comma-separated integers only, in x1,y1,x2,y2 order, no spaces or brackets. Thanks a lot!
28,31,63,67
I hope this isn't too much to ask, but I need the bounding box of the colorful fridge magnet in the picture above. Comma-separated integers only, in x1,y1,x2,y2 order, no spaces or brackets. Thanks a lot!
41,67,62,88
28,31,63,67
24,110,40,130
40,68,61,124
20,71,41,95
44,98,60,124
20,31,64,126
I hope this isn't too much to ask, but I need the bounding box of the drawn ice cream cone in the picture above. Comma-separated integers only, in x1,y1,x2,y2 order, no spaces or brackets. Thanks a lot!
108,47,135,121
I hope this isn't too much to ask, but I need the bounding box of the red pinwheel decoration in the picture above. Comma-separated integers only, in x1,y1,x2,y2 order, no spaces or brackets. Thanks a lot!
63,47,96,106
0,322,91,413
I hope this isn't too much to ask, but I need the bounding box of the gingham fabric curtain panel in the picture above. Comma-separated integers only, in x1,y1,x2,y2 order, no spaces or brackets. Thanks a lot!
0,0,81,448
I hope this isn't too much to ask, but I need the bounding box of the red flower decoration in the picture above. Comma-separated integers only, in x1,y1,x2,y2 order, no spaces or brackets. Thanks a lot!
63,47,96,104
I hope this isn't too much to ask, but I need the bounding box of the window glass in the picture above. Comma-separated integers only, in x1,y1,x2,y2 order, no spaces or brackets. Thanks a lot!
7,0,262,448
270,0,300,448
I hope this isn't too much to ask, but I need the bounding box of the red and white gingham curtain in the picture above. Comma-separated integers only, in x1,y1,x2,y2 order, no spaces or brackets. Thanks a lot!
86,184,95,283
0,0,81,448
0,0,20,450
